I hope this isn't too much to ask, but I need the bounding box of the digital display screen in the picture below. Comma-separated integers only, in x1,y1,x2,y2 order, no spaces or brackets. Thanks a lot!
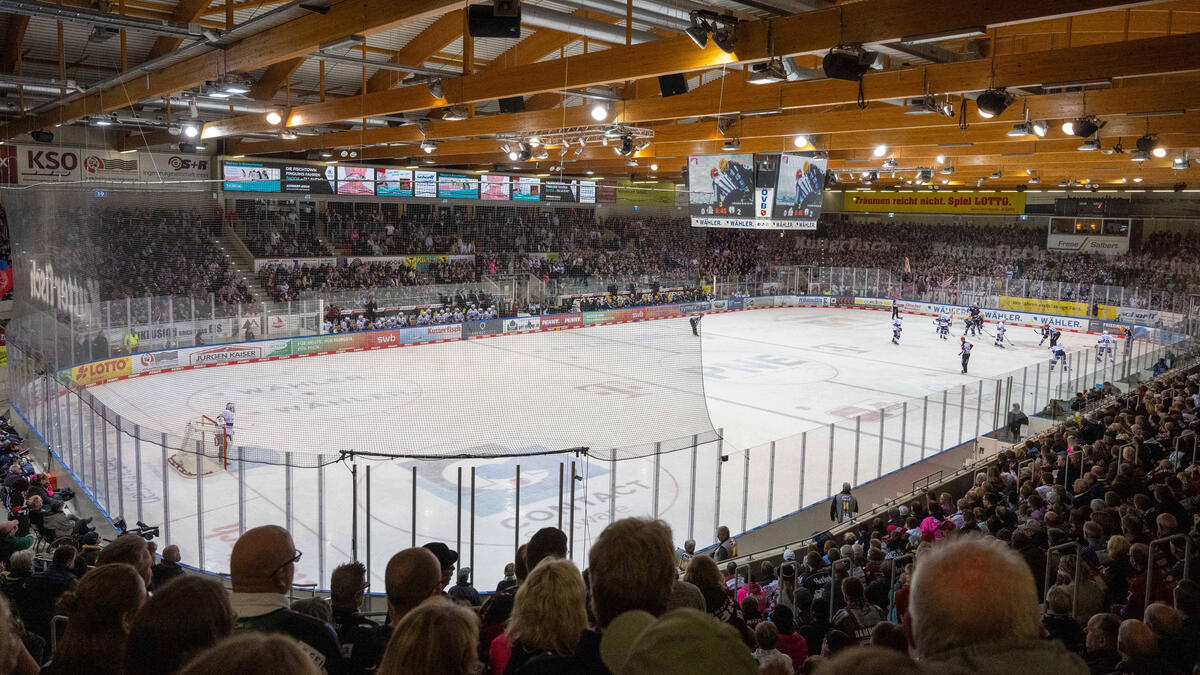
438,173,479,199
512,176,541,202
542,180,578,202
414,170,438,198
282,164,335,194
223,161,280,192
336,166,374,195
578,180,596,204
375,168,413,197
480,174,510,201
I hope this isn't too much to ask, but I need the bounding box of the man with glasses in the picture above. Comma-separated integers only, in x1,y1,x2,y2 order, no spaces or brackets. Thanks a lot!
230,525,345,673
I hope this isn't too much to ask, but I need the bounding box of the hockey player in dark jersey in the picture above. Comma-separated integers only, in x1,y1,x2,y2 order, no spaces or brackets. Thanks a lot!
711,158,753,208
962,315,975,337
1049,326,1062,347
690,314,702,336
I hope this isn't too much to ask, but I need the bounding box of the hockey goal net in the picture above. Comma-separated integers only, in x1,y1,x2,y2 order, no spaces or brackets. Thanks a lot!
167,415,228,478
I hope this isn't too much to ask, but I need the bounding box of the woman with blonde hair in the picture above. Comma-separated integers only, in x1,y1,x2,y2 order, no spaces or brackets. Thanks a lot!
378,597,480,675
176,633,319,675
502,557,588,673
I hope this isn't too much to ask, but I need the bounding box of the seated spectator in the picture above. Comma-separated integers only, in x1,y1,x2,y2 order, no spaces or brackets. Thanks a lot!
41,501,91,539
1,548,34,598
79,531,103,566
1143,602,1190,674
1114,619,1161,673
869,621,909,654
684,554,752,646
377,546,443,660
597,608,758,675
908,536,1087,674
292,598,334,626
329,560,379,675
830,576,883,645
496,562,517,593
177,633,321,675
152,544,186,588
421,542,458,593
1174,580,1200,666
228,525,343,673
44,563,147,675
16,544,79,643
447,567,480,607
377,597,479,675
502,558,588,673
123,575,234,675
0,594,39,673
821,629,857,658
1042,585,1085,653
0,514,33,560
753,621,793,674
96,533,154,588
479,544,527,664
766,606,808,670
666,578,705,612
1083,613,1121,675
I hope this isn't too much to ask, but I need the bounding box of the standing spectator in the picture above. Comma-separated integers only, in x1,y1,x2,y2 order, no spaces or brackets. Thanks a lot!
446,568,479,607
830,576,883,645
228,525,343,674
329,561,379,675
176,634,320,675
44,563,147,675
908,536,1087,673
714,526,736,561
1082,613,1121,675
1007,404,1028,440
830,483,858,524
152,544,185,588
503,558,588,673
377,597,480,675
123,575,234,675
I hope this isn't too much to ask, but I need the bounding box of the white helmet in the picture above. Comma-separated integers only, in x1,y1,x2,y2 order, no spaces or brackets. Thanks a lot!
1102,330,1108,335
226,402,235,412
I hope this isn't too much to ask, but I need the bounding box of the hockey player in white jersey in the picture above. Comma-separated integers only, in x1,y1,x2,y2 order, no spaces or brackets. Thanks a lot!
1096,331,1116,363
892,317,903,345
959,337,973,373
1049,344,1069,372
216,402,235,452
936,313,951,340
993,321,1008,348
1038,323,1051,346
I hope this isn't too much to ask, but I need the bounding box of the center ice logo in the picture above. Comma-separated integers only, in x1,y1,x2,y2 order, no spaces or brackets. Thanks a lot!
416,452,610,518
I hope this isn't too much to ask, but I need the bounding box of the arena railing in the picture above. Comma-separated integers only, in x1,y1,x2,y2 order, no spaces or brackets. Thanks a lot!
5,276,1196,591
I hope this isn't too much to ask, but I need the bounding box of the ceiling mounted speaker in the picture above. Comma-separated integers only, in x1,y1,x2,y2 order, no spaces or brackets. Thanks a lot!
498,96,525,114
658,73,688,98
468,4,520,38
822,46,875,82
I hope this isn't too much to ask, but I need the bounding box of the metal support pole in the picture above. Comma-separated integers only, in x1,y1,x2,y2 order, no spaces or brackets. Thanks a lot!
958,384,966,443
161,435,170,545
470,466,477,574
365,464,372,593
939,391,947,452
197,437,205,570
688,436,697,540
900,403,908,467
826,424,835,498
567,462,575,559
1034,363,1042,411
741,448,750,532
767,441,776,520
1021,365,1029,416
714,444,723,537
852,416,861,486
134,426,143,523
920,396,928,459
116,431,124,519
515,464,522,562
317,462,325,584
976,379,984,441
877,408,885,478
351,462,358,561
285,458,293,534
556,464,563,530
458,467,464,559
652,442,661,518
410,466,417,548
798,433,806,510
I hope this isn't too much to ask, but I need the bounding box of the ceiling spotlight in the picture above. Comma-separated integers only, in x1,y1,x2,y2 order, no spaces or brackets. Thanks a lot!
861,170,870,179
590,101,610,121
722,138,740,151
935,154,945,164
1130,150,1149,162
507,150,519,161
528,136,541,147
187,98,199,119
518,144,532,162
872,144,888,157
499,143,512,154
747,59,787,85
280,131,297,140
685,12,710,49
1064,116,1102,138
711,26,736,54
167,124,181,136
421,140,436,153
1007,122,1035,137
1152,146,1168,158
573,146,583,156
427,79,443,99
1077,139,1100,151
266,111,282,125
586,170,594,175
974,88,1014,118
93,115,113,127
320,152,332,158
349,151,357,158
1031,120,1048,137
635,139,651,152
939,100,956,117
1173,153,1191,170
1136,134,1166,158
442,105,468,121
939,165,955,175
620,135,636,155
650,163,658,171
182,123,198,137
881,157,898,170
340,150,348,157
793,135,809,148
1133,177,1143,182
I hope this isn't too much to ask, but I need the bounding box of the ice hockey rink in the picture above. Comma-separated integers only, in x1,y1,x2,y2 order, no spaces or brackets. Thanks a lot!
68,306,1126,589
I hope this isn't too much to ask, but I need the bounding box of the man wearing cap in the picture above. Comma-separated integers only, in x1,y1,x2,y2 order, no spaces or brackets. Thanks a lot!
447,567,480,606
422,541,458,593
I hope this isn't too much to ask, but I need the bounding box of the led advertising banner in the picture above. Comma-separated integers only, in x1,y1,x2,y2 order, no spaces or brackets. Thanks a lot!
771,152,827,229
438,173,479,199
222,160,281,192
282,164,336,194
513,176,541,201
841,190,1027,215
414,170,438,198
578,180,596,204
336,166,374,195
687,154,755,227
480,174,510,200
542,180,578,202
375,168,413,197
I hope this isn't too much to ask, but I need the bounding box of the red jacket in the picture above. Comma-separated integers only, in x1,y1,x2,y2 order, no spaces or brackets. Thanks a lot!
775,631,809,670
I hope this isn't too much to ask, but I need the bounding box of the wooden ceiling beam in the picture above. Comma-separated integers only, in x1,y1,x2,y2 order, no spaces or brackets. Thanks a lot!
144,0,219,63
249,57,305,102
0,14,31,73
199,0,1162,139
364,9,463,94
0,0,464,139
